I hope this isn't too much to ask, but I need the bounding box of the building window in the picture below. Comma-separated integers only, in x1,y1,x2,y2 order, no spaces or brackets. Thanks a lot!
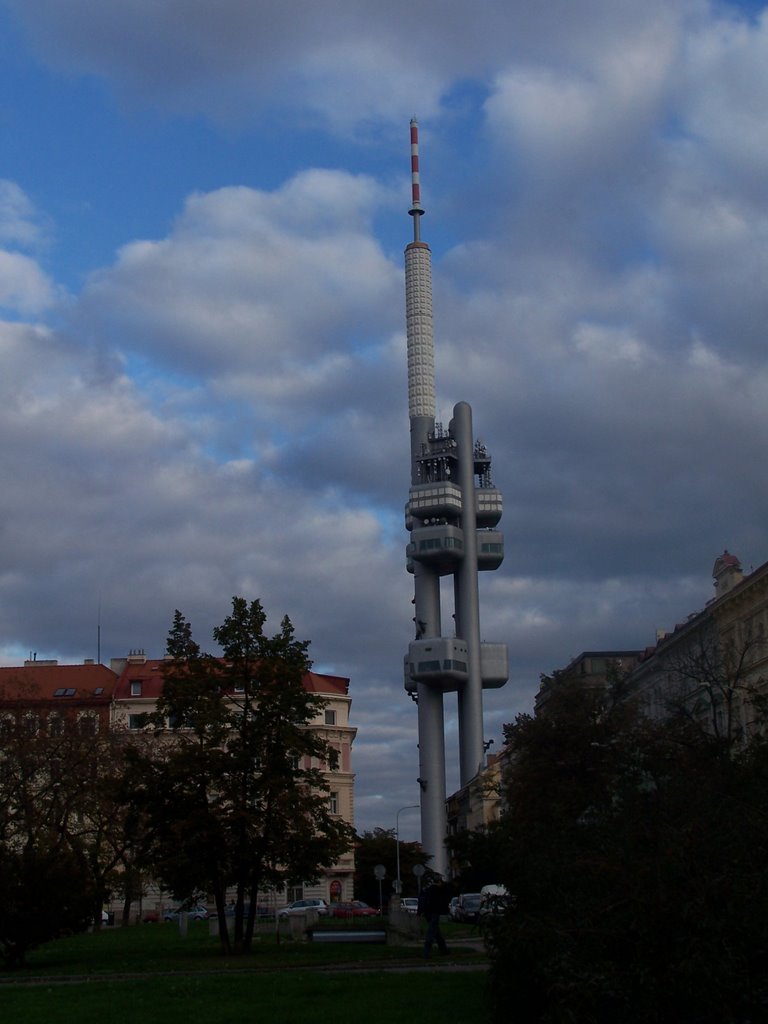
77,713,98,736
48,713,64,737
328,792,338,815
23,714,39,736
324,709,336,726
287,886,303,903
130,680,142,696
128,714,148,730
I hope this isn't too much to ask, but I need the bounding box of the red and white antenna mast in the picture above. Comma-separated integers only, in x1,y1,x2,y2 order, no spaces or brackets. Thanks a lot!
409,118,424,242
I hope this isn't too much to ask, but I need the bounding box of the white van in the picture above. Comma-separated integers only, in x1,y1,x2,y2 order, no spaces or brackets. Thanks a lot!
479,884,511,918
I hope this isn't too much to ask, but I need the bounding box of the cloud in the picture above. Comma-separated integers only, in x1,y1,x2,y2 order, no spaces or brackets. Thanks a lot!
0,250,55,315
75,172,401,386
0,180,49,249
0,182,56,315
6,0,690,129
4,0,768,839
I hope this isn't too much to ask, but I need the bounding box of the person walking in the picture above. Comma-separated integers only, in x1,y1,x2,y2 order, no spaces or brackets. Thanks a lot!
418,874,451,958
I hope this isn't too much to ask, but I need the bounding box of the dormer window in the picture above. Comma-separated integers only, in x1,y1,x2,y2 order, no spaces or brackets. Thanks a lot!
130,680,142,696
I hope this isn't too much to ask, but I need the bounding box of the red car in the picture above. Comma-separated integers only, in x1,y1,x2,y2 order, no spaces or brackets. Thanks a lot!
330,901,379,918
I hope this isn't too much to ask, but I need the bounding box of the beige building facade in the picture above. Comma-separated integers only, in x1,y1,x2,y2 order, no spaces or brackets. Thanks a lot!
109,649,357,909
625,551,768,741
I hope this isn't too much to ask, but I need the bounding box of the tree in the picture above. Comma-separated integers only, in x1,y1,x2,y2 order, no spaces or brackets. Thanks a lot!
662,625,768,745
353,828,428,906
0,712,105,965
486,683,768,1023
125,598,354,954
446,820,509,893
0,843,94,968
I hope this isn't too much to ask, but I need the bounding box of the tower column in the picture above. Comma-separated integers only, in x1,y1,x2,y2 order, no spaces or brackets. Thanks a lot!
417,683,448,877
452,402,485,784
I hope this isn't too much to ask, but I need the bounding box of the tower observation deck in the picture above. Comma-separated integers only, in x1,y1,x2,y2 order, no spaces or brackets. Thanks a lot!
403,121,508,878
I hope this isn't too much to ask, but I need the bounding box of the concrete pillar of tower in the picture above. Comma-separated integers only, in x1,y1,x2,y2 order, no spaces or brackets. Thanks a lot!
452,401,485,786
416,680,449,878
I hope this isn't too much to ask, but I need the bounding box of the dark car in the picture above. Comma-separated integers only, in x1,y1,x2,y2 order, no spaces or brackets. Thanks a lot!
330,901,378,918
456,893,482,923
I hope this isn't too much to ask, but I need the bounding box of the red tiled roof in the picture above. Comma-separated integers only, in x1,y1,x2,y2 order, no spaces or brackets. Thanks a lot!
304,671,349,696
0,663,118,703
112,659,349,699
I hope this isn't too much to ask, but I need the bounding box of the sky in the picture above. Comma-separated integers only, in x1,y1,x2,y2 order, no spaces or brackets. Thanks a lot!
2,0,768,841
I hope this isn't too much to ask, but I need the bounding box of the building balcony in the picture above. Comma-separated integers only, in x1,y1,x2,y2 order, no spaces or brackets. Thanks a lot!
405,482,464,530
403,638,469,693
407,524,464,574
480,643,508,689
403,639,508,693
477,530,504,571
476,488,503,527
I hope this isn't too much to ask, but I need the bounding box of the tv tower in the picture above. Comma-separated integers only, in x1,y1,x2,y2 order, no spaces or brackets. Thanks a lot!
403,120,508,878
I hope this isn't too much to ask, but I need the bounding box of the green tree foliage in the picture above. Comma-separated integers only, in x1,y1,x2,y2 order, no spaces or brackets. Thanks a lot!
0,844,94,967
446,820,509,893
487,684,768,1024
0,711,125,965
353,828,428,906
124,598,354,954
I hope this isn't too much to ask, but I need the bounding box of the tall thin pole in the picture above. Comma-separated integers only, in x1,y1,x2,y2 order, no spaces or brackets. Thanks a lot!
396,804,419,894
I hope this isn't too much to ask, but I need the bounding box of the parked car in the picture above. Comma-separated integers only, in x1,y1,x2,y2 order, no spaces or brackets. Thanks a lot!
456,893,482,923
330,901,379,918
224,903,272,919
164,904,209,921
448,896,460,921
400,897,419,915
277,898,329,917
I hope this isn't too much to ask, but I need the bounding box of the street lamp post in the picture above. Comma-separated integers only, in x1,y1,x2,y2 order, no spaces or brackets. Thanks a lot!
395,804,419,895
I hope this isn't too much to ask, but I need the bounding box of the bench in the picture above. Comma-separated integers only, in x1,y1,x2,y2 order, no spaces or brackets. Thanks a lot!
310,929,387,944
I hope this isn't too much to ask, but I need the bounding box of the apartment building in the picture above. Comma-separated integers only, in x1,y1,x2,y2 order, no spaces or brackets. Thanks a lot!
625,551,768,740
0,659,118,735
110,649,357,905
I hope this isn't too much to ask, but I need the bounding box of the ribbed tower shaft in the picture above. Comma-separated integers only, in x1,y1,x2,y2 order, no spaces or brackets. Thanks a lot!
405,240,436,473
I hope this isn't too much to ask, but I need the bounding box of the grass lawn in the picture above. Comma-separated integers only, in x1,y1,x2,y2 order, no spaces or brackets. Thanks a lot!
0,921,492,1024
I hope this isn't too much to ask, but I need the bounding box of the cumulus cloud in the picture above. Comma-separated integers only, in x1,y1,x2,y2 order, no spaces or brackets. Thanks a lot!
0,250,55,315
3,0,768,835
0,182,56,315
76,172,401,384
6,0,689,128
0,180,49,249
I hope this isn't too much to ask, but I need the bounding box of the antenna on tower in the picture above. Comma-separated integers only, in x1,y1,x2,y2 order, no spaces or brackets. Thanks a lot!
409,118,424,242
